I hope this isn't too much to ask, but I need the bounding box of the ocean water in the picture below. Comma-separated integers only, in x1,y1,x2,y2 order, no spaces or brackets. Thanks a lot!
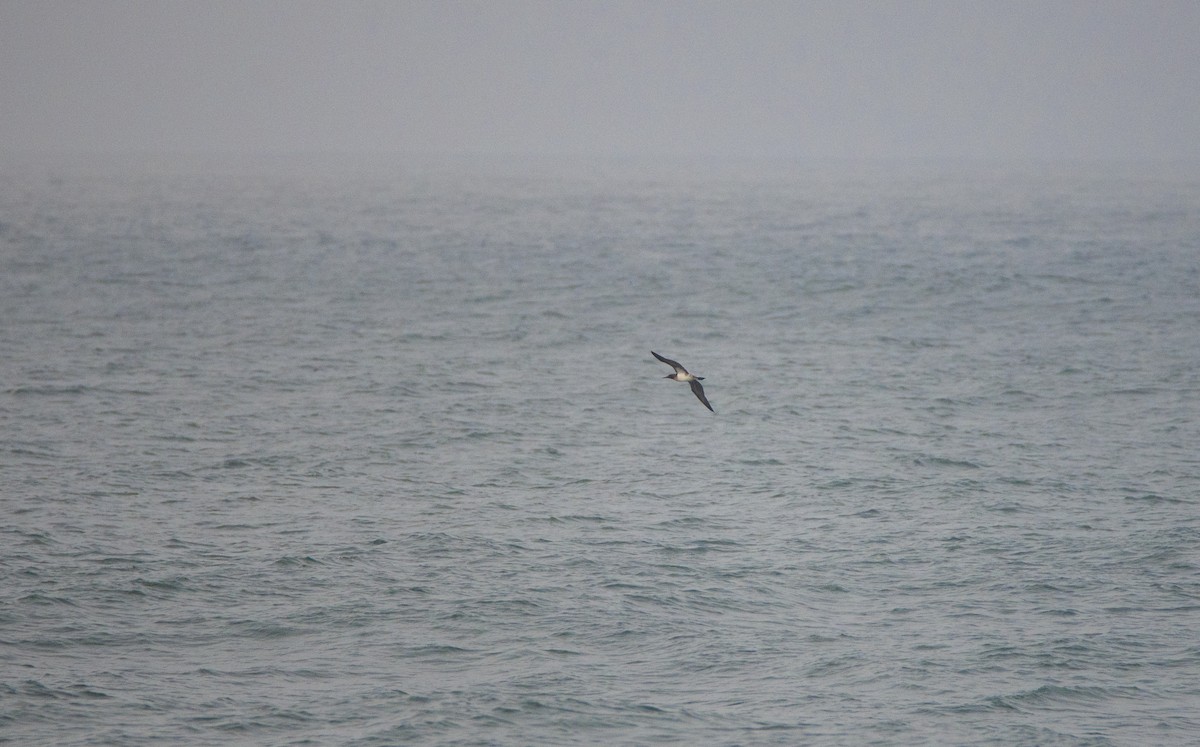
2,154,1198,746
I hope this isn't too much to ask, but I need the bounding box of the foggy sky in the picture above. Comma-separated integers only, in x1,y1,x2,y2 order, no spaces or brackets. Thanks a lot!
2,0,1198,161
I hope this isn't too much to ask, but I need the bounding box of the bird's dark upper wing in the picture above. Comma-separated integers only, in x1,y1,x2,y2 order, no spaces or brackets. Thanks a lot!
690,379,715,412
651,350,685,373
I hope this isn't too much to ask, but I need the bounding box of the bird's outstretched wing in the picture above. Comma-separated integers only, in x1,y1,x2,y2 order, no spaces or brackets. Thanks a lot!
689,379,715,412
651,350,686,374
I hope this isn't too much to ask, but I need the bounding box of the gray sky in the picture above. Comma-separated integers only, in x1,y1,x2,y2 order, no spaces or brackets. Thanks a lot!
2,0,1198,161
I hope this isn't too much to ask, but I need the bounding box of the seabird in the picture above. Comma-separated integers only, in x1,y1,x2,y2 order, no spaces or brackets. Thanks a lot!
652,350,714,412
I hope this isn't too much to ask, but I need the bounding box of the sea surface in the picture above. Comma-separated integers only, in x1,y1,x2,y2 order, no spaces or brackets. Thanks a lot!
2,154,1199,746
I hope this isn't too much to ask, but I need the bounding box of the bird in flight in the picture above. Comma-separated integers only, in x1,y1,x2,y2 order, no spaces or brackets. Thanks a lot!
652,351,714,412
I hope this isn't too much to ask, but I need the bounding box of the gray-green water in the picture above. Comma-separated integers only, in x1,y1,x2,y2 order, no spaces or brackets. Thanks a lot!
3,156,1198,745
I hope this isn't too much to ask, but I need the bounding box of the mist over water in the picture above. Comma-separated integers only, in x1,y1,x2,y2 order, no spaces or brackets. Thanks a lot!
3,155,1199,745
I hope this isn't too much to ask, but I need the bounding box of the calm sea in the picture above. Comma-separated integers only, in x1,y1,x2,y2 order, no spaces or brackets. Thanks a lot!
2,154,1198,746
